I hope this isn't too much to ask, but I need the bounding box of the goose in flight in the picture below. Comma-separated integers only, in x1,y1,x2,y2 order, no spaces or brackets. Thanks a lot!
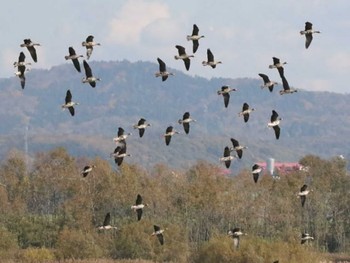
65,47,83,72
14,52,29,89
82,60,101,87
301,233,314,244
267,110,282,140
97,212,118,230
227,228,245,249
111,143,130,166
131,194,148,221
174,45,194,71
81,165,96,177
252,164,262,183
178,112,196,134
164,126,180,146
62,90,79,116
300,22,320,49
258,73,277,92
217,86,237,108
133,118,151,138
230,138,247,159
151,225,166,245
297,184,311,207
155,58,174,81
202,48,222,68
113,127,131,143
279,75,297,95
20,39,40,63
219,146,236,168
238,102,255,123
82,35,100,60
186,24,204,53
269,57,287,78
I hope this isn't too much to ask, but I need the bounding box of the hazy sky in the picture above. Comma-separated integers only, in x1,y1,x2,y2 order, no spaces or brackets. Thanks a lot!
1,0,350,93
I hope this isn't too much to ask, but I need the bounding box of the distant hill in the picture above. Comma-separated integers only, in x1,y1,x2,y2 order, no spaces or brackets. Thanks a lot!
1,60,349,171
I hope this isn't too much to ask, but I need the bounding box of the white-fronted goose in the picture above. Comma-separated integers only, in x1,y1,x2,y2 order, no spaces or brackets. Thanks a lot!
301,233,314,244
113,127,131,143
280,75,297,95
178,112,196,134
97,212,118,230
151,225,166,245
252,164,262,183
20,39,40,63
155,58,174,81
62,89,79,116
164,126,180,146
267,110,282,140
227,228,245,249
217,86,237,108
111,143,130,166
300,22,320,49
174,45,193,71
202,48,222,68
238,102,255,123
133,118,151,138
269,57,286,78
297,184,310,207
219,146,236,168
131,194,148,221
81,165,96,177
186,24,204,53
82,60,100,88
258,73,277,92
82,35,100,60
14,52,29,89
230,138,247,159
65,47,83,73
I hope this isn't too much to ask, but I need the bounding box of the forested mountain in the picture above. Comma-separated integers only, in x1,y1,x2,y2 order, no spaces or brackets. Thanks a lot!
0,60,349,171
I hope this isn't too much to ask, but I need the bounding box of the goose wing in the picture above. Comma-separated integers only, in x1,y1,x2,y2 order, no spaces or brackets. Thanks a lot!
72,58,81,72
272,57,280,65
192,40,199,54
258,73,270,84
175,45,186,56
157,57,166,72
192,24,199,36
68,106,75,116
281,76,290,91
103,212,111,226
18,52,26,63
207,49,214,62
300,184,308,192
135,194,143,205
300,195,306,207
223,93,230,108
83,60,92,78
117,127,125,137
65,90,72,104
183,58,190,71
136,208,143,221
305,34,313,49
157,233,164,245
69,47,76,56
273,125,280,140
230,138,239,148
271,110,279,122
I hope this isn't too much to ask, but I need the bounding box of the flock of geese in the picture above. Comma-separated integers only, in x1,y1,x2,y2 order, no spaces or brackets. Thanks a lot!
12,21,320,250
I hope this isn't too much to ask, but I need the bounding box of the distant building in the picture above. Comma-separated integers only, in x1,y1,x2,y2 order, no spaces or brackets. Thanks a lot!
257,158,306,176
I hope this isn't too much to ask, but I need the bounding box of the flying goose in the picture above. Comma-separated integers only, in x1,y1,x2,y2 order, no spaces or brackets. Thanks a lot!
20,39,40,63
258,73,278,92
133,118,151,138
297,184,310,207
217,86,237,108
269,57,287,78
113,127,131,143
151,225,166,245
202,48,222,68
227,228,245,249
131,194,148,221
252,164,262,183
111,143,131,166
164,126,180,146
267,110,282,140
97,212,118,230
238,102,255,123
174,45,194,71
14,52,29,89
82,35,100,60
300,22,320,49
230,138,247,159
280,75,297,95
301,233,314,244
178,112,196,134
155,58,174,81
219,146,236,168
186,24,204,53
62,90,79,116
82,60,101,87
81,165,96,177
65,47,83,72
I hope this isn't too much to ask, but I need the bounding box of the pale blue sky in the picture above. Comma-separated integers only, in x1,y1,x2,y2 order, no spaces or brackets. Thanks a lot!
1,0,350,93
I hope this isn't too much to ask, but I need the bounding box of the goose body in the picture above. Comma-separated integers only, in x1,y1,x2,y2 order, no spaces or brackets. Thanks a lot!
217,86,237,108
65,47,83,72
81,165,96,177
297,184,310,207
238,102,255,123
133,118,151,138
202,48,222,68
82,35,100,60
230,138,247,159
258,73,277,92
131,194,147,221
301,233,314,244
164,126,180,146
269,57,286,78
186,24,204,53
300,22,320,49
82,60,101,87
97,212,118,230
155,58,174,81
174,45,193,71
14,52,29,89
111,144,131,166
151,225,165,245
113,127,131,143
280,75,297,95
219,146,236,168
227,228,245,249
252,164,262,183
178,112,196,134
267,110,282,140
20,39,40,62
62,90,79,116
